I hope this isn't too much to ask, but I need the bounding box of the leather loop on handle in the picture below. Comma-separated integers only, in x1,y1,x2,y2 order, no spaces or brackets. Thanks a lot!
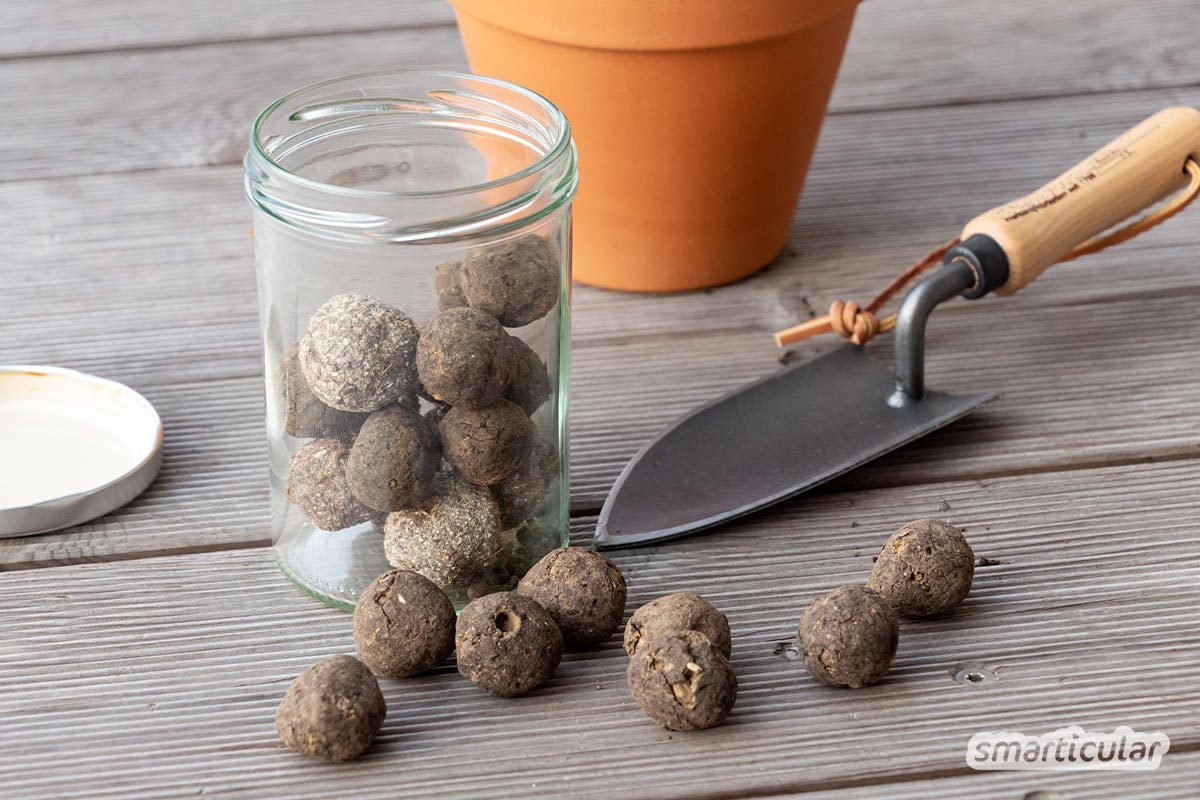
961,106,1200,295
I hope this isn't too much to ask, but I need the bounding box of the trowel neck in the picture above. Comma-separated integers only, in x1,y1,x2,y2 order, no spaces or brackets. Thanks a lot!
889,234,1009,406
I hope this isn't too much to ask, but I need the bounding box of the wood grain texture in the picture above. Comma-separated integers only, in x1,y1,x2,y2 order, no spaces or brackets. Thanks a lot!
3,87,1200,564
1,458,1197,799
4,0,1200,181
0,1,454,58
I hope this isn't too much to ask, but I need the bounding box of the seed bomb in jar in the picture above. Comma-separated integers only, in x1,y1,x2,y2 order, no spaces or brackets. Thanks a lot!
416,307,514,408
279,345,369,441
275,654,385,762
353,569,456,678
504,336,551,415
299,293,420,412
345,406,440,512
458,234,560,328
286,438,372,531
627,630,737,731
517,548,627,647
797,585,899,689
456,592,563,697
383,472,502,588
624,592,732,658
867,518,975,618
492,439,555,529
439,399,535,486
435,260,467,311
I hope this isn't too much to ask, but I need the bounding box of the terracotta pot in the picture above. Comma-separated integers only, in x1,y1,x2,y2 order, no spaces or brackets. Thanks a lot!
449,0,860,292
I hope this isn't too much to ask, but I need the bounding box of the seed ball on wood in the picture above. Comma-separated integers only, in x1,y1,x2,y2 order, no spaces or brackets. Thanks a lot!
345,406,440,512
627,630,737,731
299,293,420,412
275,654,385,762
624,592,732,658
797,585,899,689
459,234,560,328
435,260,467,311
440,399,535,486
492,439,555,529
416,307,514,408
279,345,369,441
383,473,502,588
353,569,456,678
517,548,628,647
867,518,975,618
456,592,563,697
504,336,551,415
286,438,372,531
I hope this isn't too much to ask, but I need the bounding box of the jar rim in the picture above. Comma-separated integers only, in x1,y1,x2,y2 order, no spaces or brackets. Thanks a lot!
248,69,573,200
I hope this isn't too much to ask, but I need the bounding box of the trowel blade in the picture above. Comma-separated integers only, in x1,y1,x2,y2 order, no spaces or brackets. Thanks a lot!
594,345,996,549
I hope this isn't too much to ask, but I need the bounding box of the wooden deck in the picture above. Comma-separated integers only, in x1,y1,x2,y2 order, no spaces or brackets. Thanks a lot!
2,1,1198,797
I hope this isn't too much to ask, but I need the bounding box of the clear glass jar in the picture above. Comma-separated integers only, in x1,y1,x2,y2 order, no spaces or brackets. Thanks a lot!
244,71,577,610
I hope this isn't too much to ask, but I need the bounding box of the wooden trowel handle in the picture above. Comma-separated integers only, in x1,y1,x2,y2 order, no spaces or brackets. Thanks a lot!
961,106,1200,295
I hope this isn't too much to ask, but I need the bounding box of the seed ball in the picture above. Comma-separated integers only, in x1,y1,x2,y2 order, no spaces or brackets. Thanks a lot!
797,585,899,689
456,592,563,697
345,406,440,512
492,439,556,529
624,592,732,658
440,399,535,486
517,548,627,647
459,234,560,328
275,654,385,762
383,473,502,588
435,260,467,311
627,630,737,731
504,336,551,415
279,345,369,441
353,569,456,678
286,438,372,531
416,308,514,408
299,293,420,412
868,518,975,618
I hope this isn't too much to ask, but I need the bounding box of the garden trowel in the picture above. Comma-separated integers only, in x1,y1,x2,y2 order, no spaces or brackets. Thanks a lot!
595,106,1200,548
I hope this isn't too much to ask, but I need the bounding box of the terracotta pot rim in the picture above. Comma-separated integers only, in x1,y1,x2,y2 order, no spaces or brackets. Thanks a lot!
449,0,862,52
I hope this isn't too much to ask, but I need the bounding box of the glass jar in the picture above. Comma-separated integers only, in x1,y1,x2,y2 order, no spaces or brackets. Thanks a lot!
244,71,577,610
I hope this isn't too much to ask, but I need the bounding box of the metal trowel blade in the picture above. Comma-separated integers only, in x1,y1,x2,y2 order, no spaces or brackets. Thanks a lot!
594,345,996,548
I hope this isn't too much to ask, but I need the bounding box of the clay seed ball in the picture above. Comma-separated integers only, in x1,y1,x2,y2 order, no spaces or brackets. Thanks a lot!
517,548,628,647
435,259,468,311
627,630,737,731
279,344,369,441
456,592,563,697
345,405,440,513
383,472,502,589
286,438,372,531
504,336,551,415
354,569,456,678
416,307,514,408
867,518,975,618
299,293,420,412
797,585,899,689
624,592,732,658
492,438,555,529
459,234,560,328
440,399,535,486
275,654,385,762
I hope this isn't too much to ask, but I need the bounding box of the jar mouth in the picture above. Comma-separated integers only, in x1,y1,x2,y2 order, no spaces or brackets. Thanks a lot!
245,70,577,243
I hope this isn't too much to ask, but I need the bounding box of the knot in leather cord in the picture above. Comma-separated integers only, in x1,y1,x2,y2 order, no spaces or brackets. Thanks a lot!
828,301,880,345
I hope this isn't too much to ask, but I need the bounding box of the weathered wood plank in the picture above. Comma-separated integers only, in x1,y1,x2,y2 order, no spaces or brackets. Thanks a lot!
3,1,1199,181
1,457,1197,798
0,0,454,57
3,87,1200,564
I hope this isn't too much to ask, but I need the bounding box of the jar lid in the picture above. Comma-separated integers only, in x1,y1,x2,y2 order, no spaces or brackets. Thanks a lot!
0,366,163,537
